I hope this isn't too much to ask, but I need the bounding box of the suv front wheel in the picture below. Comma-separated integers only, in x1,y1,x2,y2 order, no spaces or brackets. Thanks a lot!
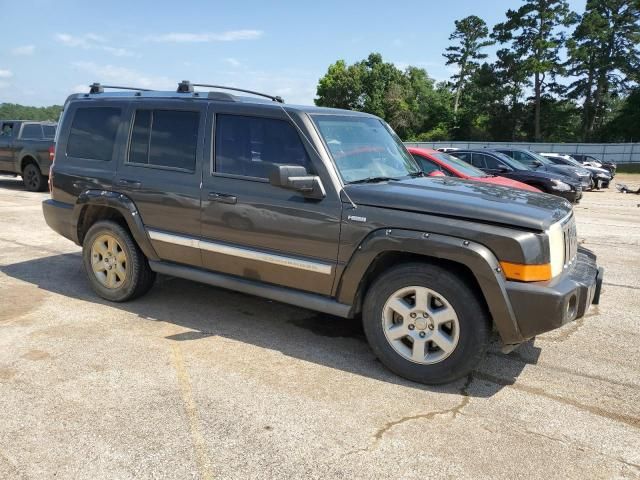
82,220,156,302
363,263,491,384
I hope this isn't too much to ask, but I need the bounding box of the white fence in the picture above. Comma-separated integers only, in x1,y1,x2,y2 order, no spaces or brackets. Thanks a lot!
403,142,640,164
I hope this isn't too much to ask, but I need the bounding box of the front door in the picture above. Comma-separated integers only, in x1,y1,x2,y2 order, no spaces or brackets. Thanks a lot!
0,122,16,171
200,108,342,295
114,101,207,267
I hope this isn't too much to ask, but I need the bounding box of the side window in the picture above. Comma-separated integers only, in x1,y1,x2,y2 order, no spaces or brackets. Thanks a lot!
453,152,472,164
483,155,502,169
0,122,15,137
21,124,43,139
470,154,486,168
128,109,199,171
412,155,440,174
215,114,312,179
67,107,121,161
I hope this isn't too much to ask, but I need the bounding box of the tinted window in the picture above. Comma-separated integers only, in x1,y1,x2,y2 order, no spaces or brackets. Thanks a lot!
128,109,199,171
215,114,312,179
21,124,43,139
452,152,472,164
42,125,56,138
412,155,441,174
510,150,535,165
483,154,503,169
470,154,485,168
67,107,121,161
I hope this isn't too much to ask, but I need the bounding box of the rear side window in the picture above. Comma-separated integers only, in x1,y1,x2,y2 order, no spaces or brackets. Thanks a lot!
128,109,199,171
482,155,503,169
215,114,312,179
21,124,43,139
67,107,121,161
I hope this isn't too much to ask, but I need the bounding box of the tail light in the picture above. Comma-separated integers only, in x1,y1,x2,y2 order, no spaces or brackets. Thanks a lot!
48,145,55,194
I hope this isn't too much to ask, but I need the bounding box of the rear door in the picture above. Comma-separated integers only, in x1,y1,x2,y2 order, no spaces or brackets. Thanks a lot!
199,106,342,295
115,101,206,267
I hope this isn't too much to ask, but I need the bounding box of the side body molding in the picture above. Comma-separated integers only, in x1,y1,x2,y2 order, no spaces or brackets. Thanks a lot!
336,229,523,345
73,190,160,261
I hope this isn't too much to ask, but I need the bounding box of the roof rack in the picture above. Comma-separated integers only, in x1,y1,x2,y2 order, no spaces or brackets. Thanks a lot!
89,83,153,94
177,80,284,103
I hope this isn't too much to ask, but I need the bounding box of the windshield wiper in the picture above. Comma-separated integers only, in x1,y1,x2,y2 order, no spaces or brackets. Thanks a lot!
347,176,401,185
408,171,425,177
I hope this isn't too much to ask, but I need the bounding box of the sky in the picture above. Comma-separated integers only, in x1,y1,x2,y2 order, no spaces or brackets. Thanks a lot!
0,0,586,107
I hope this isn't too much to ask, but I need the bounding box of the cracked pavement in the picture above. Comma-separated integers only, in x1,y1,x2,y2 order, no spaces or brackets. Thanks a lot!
0,174,639,479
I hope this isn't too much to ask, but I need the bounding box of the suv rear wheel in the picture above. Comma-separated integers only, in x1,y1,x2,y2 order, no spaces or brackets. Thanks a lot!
22,162,46,192
82,220,156,302
363,263,490,384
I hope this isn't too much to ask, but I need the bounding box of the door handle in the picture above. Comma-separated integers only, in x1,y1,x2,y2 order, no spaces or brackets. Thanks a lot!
208,192,237,204
117,179,142,189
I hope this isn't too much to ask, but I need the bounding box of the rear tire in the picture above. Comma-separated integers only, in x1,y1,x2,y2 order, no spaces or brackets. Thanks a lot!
22,162,46,192
82,220,156,302
362,263,491,384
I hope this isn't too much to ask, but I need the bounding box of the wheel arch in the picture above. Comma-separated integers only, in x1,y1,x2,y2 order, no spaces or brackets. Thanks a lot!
336,229,523,345
73,190,160,261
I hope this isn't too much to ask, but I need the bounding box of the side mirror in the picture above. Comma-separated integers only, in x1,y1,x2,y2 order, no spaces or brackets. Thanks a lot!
428,170,445,177
532,160,543,167
269,164,326,200
497,166,512,173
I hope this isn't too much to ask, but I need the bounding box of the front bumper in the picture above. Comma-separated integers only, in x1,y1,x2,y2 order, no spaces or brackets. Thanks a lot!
554,186,582,203
505,248,603,340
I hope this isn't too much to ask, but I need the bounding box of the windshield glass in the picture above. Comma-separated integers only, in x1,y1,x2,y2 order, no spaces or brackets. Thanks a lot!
491,151,530,171
311,115,420,183
431,151,488,177
525,150,554,165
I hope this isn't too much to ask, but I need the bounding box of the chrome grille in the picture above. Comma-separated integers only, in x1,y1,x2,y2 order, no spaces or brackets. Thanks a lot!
562,215,578,268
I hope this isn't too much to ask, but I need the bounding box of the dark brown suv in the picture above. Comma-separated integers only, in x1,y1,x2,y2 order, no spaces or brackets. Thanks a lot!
42,82,603,384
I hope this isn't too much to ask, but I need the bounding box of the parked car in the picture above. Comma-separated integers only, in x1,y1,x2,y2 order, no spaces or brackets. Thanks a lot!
571,154,616,177
493,147,592,191
449,149,583,203
539,153,611,189
0,120,56,191
408,147,541,193
43,81,603,385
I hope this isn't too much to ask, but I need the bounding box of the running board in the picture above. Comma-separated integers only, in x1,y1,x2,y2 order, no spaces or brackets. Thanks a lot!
148,261,353,318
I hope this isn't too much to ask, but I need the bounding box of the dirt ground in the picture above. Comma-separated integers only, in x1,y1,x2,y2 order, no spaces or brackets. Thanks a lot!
0,174,638,479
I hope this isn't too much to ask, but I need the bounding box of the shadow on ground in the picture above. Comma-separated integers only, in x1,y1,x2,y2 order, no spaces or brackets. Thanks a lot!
0,252,540,397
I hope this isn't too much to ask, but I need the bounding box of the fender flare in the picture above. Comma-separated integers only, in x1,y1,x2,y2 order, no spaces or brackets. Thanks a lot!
73,190,160,261
336,228,523,345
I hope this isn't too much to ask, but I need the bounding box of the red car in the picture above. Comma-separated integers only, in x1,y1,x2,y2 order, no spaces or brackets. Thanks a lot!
408,147,541,193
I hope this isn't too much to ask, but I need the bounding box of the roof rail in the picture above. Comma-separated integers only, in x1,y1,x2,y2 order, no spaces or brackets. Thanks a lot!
89,83,153,94
177,80,284,103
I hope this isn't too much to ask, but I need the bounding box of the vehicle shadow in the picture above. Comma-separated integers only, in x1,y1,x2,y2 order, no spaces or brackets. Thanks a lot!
0,176,27,191
0,252,540,397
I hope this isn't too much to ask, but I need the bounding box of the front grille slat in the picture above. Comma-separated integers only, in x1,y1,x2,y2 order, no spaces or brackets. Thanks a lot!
561,215,578,268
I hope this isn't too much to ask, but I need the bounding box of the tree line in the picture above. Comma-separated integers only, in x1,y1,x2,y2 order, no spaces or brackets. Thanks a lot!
315,0,640,143
0,103,63,122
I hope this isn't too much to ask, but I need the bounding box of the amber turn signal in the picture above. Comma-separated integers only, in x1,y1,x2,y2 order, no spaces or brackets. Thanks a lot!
500,262,552,282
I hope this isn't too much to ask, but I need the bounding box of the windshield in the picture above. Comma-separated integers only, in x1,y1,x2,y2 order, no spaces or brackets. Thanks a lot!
431,151,488,177
311,115,421,183
525,150,554,165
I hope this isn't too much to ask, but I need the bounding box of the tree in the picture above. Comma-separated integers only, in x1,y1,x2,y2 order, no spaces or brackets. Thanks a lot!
443,15,494,115
315,60,363,110
566,0,640,140
0,103,63,121
493,0,577,141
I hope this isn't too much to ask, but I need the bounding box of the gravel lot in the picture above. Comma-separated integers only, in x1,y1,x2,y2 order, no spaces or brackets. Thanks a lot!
1,174,639,479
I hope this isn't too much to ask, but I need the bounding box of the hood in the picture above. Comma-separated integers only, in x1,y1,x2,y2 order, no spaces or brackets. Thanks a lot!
343,177,572,231
473,175,541,193
515,168,580,185
585,165,610,177
542,164,588,180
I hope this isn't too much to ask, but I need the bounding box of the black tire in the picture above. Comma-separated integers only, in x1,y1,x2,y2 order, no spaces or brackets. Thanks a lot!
82,220,156,302
22,162,46,192
362,262,491,384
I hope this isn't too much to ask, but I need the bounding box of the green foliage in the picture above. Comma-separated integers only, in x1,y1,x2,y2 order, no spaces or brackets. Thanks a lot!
315,1,639,143
0,103,63,122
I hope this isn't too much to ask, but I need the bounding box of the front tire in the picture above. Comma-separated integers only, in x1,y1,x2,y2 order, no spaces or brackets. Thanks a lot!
22,162,46,192
363,263,491,384
82,220,156,302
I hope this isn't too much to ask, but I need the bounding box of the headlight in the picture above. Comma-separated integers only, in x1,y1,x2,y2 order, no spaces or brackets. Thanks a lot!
547,220,565,277
550,179,571,191
597,173,610,179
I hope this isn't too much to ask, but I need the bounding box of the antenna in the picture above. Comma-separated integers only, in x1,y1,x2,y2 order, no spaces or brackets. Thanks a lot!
178,81,284,103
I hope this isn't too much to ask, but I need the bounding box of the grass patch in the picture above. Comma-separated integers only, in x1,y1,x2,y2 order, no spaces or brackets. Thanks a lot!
617,163,640,173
